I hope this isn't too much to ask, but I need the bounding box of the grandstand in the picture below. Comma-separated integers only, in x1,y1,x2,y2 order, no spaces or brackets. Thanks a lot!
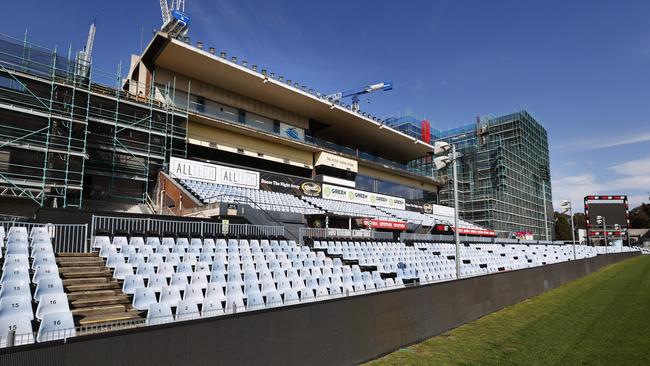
0,17,643,366
0,219,640,351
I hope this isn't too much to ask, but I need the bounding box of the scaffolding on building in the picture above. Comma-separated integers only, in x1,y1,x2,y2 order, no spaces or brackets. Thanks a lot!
0,33,188,209
408,111,553,238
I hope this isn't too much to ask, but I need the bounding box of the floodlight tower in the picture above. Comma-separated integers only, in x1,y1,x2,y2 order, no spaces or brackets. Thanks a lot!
561,200,576,260
431,141,462,279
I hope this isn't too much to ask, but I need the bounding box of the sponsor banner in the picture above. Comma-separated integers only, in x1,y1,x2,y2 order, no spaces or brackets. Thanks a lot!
279,122,305,141
434,224,497,237
315,151,358,173
455,227,497,237
169,157,259,189
362,219,407,231
321,183,406,210
259,172,322,197
405,200,436,214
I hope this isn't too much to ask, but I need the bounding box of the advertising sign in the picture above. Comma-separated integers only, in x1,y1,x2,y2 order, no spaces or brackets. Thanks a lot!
169,157,259,189
321,184,406,210
362,219,407,231
315,152,358,172
279,122,305,141
259,172,322,197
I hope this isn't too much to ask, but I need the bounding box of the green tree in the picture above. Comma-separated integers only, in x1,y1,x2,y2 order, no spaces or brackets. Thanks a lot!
629,204,650,228
573,212,585,230
554,212,572,240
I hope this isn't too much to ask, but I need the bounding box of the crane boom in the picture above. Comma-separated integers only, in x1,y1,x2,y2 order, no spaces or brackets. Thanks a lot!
160,0,171,24
159,0,190,40
76,19,96,78
326,81,393,112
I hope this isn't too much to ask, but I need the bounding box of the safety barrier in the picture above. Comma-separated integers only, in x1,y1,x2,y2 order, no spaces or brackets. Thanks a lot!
299,227,394,243
90,215,285,241
0,221,88,252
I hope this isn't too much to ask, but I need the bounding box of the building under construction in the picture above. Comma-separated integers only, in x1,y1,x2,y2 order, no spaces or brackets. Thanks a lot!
408,111,554,239
0,33,187,211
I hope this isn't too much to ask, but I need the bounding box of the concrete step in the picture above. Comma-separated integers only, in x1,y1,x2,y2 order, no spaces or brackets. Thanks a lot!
63,277,112,286
57,252,99,258
67,290,118,301
57,258,105,267
61,270,113,279
71,295,130,308
65,281,121,293
58,265,107,273
77,310,142,326
72,304,127,317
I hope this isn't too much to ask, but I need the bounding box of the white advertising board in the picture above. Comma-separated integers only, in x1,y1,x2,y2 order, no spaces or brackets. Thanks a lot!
169,157,259,189
321,184,405,210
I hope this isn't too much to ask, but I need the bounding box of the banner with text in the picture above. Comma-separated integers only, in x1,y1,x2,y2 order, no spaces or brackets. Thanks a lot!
259,172,322,197
169,157,260,189
322,184,406,210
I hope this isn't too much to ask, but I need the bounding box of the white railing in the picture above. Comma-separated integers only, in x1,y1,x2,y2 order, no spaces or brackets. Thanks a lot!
0,221,88,252
91,215,285,241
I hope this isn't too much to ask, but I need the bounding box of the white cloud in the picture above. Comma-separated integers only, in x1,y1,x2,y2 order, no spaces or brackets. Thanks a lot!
608,156,650,176
552,174,603,210
554,132,650,150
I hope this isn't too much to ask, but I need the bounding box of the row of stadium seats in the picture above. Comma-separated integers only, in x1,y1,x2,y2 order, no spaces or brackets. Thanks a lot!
2,225,640,347
93,235,398,326
180,180,324,215
0,226,75,347
178,178,486,230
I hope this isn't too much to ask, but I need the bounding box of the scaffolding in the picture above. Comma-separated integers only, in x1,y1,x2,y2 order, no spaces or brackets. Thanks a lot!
409,111,553,238
0,33,187,208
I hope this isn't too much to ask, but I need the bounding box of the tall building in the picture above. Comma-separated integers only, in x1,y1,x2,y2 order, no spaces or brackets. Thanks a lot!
408,111,553,239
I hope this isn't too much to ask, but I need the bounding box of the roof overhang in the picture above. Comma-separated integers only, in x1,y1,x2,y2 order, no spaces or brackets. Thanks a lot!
138,33,434,163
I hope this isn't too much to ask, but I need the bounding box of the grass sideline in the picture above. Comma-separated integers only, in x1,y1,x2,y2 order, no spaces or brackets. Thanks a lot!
366,255,650,366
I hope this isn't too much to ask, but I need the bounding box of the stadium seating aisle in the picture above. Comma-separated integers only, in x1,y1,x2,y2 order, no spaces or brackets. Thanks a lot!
0,226,74,347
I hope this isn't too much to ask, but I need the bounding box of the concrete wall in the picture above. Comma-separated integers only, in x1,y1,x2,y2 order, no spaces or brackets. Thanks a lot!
0,252,638,366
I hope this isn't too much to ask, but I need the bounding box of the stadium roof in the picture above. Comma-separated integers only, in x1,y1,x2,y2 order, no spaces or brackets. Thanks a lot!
138,33,434,163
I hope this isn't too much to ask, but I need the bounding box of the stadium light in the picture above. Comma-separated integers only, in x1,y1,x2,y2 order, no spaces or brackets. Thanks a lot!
560,200,576,260
597,215,608,254
432,141,461,279
433,141,451,155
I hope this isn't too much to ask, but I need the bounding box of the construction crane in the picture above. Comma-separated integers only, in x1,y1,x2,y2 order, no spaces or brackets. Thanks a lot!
76,19,96,78
159,0,190,41
326,81,393,112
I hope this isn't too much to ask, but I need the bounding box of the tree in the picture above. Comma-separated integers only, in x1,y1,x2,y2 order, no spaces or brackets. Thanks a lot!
629,204,650,228
554,212,572,241
572,212,585,231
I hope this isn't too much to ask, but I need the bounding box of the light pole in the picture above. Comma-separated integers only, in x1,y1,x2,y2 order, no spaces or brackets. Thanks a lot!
561,200,576,260
597,215,607,254
432,141,462,279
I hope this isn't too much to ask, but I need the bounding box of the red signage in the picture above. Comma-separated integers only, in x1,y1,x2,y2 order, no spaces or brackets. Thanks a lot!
421,120,431,144
454,227,497,237
362,219,407,231
434,224,497,237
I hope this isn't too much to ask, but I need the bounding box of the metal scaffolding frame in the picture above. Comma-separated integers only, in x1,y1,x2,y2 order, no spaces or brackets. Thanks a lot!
0,33,188,208
409,111,553,238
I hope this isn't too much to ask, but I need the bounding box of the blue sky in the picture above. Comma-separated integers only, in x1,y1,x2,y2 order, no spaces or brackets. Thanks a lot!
3,0,649,210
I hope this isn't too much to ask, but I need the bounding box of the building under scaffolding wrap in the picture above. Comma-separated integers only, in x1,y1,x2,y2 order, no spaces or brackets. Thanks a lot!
408,111,553,239
0,33,187,209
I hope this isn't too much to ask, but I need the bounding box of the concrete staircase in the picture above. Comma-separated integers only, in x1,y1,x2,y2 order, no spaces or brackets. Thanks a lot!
56,253,142,326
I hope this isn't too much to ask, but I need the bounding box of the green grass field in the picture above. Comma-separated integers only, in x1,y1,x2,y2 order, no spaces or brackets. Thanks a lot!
367,255,650,366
